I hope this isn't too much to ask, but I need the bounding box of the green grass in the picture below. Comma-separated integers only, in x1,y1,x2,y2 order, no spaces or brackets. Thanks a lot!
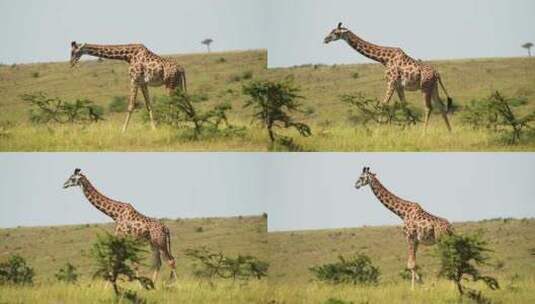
0,280,272,304
1,53,534,151
1,218,534,303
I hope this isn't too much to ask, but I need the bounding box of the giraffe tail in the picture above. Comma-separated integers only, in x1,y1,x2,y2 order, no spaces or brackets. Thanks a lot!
437,74,453,114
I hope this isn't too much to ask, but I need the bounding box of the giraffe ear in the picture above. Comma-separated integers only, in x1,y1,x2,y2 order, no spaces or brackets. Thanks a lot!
337,22,342,29
74,168,81,174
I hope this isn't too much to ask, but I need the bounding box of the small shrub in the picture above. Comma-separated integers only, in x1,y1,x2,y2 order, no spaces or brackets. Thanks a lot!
150,90,236,139
228,70,254,82
351,72,360,79
399,265,423,282
22,92,104,124
341,93,419,127
195,226,204,233
242,70,253,80
310,253,380,285
323,298,353,304
436,233,499,304
242,79,312,144
460,91,535,144
0,255,34,285
216,57,227,63
55,262,78,283
185,247,269,281
108,96,128,113
31,72,40,78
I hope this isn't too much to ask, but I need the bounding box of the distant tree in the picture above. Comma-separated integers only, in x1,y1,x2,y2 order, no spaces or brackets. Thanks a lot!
0,255,34,285
201,38,214,52
522,42,533,57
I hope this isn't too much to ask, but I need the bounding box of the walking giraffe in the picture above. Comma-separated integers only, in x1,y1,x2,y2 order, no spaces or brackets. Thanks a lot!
354,167,453,289
69,42,187,132
324,23,453,131
63,168,177,282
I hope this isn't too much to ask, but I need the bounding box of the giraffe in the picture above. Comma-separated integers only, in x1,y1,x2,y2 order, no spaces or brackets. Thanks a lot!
324,22,453,131
63,168,177,282
354,167,453,289
69,42,187,132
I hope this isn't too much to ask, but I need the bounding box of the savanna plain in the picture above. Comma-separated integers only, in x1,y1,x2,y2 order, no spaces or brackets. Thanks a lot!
1,217,534,303
1,50,534,151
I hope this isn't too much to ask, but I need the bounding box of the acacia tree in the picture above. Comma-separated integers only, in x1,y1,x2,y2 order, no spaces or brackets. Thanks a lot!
91,233,153,299
522,42,533,57
242,79,311,144
436,233,499,304
201,38,214,52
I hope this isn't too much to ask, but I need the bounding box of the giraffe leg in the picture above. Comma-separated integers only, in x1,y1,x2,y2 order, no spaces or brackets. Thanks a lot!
422,90,433,133
150,245,162,284
140,85,156,130
381,81,396,105
122,84,139,133
432,86,452,132
397,87,417,125
160,246,177,281
407,236,419,290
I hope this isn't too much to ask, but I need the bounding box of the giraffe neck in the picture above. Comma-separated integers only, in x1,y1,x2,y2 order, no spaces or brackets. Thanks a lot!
79,175,124,220
369,176,411,220
81,44,144,63
342,31,393,65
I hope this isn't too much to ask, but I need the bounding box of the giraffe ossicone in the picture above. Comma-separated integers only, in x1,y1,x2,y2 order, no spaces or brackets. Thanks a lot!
63,168,177,282
355,166,453,290
325,23,453,132
69,42,187,132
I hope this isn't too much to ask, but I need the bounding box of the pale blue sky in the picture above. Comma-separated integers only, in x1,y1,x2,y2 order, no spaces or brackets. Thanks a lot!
266,0,535,67
1,153,534,231
0,0,267,63
1,1,533,66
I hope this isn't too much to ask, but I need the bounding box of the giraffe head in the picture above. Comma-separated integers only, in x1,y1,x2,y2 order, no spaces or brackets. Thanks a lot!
324,22,349,44
70,41,86,67
354,166,374,189
63,168,83,189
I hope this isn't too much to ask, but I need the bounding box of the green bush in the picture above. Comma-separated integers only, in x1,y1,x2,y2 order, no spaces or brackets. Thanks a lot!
0,255,34,285
242,79,312,144
150,90,236,139
55,262,78,283
108,96,128,113
341,92,419,127
324,298,353,304
310,253,380,285
228,70,254,83
185,247,269,281
22,92,104,124
460,91,535,144
436,233,499,304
